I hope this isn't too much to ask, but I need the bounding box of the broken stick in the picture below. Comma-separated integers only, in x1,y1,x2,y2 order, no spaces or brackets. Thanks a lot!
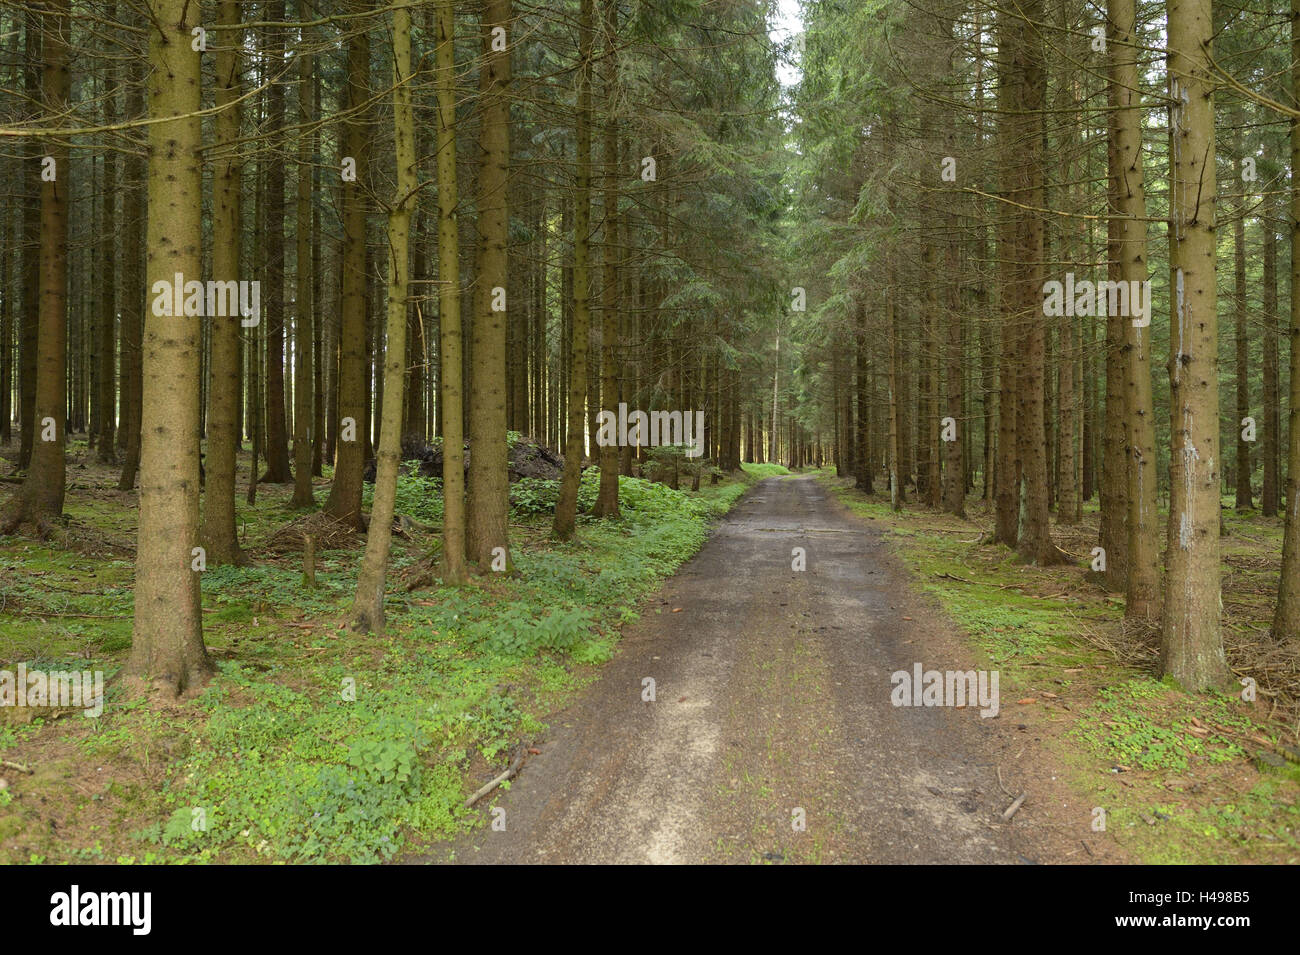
463,748,527,809
1000,792,1027,821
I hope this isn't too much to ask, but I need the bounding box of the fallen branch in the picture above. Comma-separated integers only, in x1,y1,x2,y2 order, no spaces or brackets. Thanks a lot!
463,748,527,809
1000,792,1027,821
935,572,1025,593
20,610,122,620
1,759,33,774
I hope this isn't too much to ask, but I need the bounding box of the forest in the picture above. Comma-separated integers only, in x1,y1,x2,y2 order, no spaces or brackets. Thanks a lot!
0,0,1298,872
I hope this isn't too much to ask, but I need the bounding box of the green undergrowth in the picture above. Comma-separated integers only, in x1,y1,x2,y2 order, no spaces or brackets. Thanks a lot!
820,473,1116,675
817,468,1300,864
0,462,776,864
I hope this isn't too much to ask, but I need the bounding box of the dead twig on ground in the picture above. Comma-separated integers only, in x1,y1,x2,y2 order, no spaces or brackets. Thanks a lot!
463,747,527,809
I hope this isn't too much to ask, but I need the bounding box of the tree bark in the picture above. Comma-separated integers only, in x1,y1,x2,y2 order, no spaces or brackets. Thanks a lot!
124,0,214,697
1,0,70,535
1273,0,1300,642
592,0,622,517
322,0,371,528
1110,0,1159,621
1233,118,1252,510
466,0,514,564
1163,0,1231,686
351,0,414,633
434,0,469,583
96,9,117,464
291,29,315,509
16,12,40,472
1263,194,1281,518
260,0,292,484
553,0,594,541
117,53,144,490
202,0,247,564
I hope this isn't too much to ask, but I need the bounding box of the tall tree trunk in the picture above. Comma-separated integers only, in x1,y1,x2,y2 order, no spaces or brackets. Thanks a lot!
553,0,594,541
117,54,144,490
323,0,371,528
125,0,214,696
888,276,903,510
1054,56,1078,525
1263,195,1281,518
593,0,622,517
1111,0,1159,621
1101,214,1130,583
434,0,468,583
1163,0,1231,686
96,10,117,464
855,298,872,492
993,11,1019,546
260,1,292,483
1273,0,1300,642
942,244,964,516
1233,121,1252,510
916,252,935,505
16,12,40,471
291,31,315,509
1100,41,1131,588
404,205,427,443
202,0,247,564
351,0,414,632
466,0,514,565
1010,0,1057,565
1,0,69,535
0,201,9,448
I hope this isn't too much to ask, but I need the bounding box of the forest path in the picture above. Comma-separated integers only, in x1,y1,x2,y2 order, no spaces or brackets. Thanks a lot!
417,475,1097,864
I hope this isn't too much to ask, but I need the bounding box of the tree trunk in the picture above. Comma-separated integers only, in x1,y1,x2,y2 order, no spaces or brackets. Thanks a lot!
17,12,40,472
1,0,69,535
855,298,873,492
1111,0,1159,621
593,0,622,517
942,244,964,517
553,0,594,542
1263,194,1281,518
434,0,469,583
350,0,414,633
117,53,144,490
993,12,1019,546
1163,0,1231,687
466,0,514,565
1273,0,1300,642
888,278,903,510
202,0,247,565
291,30,315,509
323,0,371,528
1233,120,1252,510
124,0,214,697
96,11,117,464
260,0,292,484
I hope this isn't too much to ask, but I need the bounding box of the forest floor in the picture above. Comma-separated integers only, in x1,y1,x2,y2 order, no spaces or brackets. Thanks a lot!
1,435,1297,864
0,434,783,863
416,473,1106,863
417,472,1300,865
816,471,1300,864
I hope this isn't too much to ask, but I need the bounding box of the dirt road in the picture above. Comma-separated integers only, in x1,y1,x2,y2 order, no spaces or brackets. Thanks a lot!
424,475,1101,864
